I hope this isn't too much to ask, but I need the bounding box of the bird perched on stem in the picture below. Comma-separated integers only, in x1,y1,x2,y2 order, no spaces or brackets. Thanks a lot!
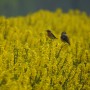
61,31,70,45
46,30,57,39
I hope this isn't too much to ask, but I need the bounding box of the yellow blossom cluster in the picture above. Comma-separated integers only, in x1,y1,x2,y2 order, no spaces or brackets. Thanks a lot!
0,9,90,90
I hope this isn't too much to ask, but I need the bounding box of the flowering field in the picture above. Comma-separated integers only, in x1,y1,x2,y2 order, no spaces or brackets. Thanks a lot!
0,9,90,90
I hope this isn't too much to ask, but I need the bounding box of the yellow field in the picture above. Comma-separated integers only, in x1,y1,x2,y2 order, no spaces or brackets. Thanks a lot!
0,9,90,90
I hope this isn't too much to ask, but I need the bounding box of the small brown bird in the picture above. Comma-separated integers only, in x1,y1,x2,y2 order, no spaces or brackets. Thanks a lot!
61,31,70,45
46,30,57,39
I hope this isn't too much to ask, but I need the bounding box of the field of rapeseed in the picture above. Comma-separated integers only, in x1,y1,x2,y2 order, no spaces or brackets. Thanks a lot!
0,9,90,90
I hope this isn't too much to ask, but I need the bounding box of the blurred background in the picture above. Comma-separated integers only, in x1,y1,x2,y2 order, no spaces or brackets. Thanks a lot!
0,0,90,17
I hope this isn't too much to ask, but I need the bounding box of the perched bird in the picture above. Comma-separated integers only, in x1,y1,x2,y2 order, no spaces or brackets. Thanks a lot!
46,30,57,39
61,31,70,45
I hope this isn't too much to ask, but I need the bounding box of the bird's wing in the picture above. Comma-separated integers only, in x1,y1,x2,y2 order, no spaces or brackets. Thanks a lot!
61,35,70,45
49,32,57,39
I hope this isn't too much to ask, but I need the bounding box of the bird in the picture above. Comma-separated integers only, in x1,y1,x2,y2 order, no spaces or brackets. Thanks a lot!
61,31,70,45
46,30,57,39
